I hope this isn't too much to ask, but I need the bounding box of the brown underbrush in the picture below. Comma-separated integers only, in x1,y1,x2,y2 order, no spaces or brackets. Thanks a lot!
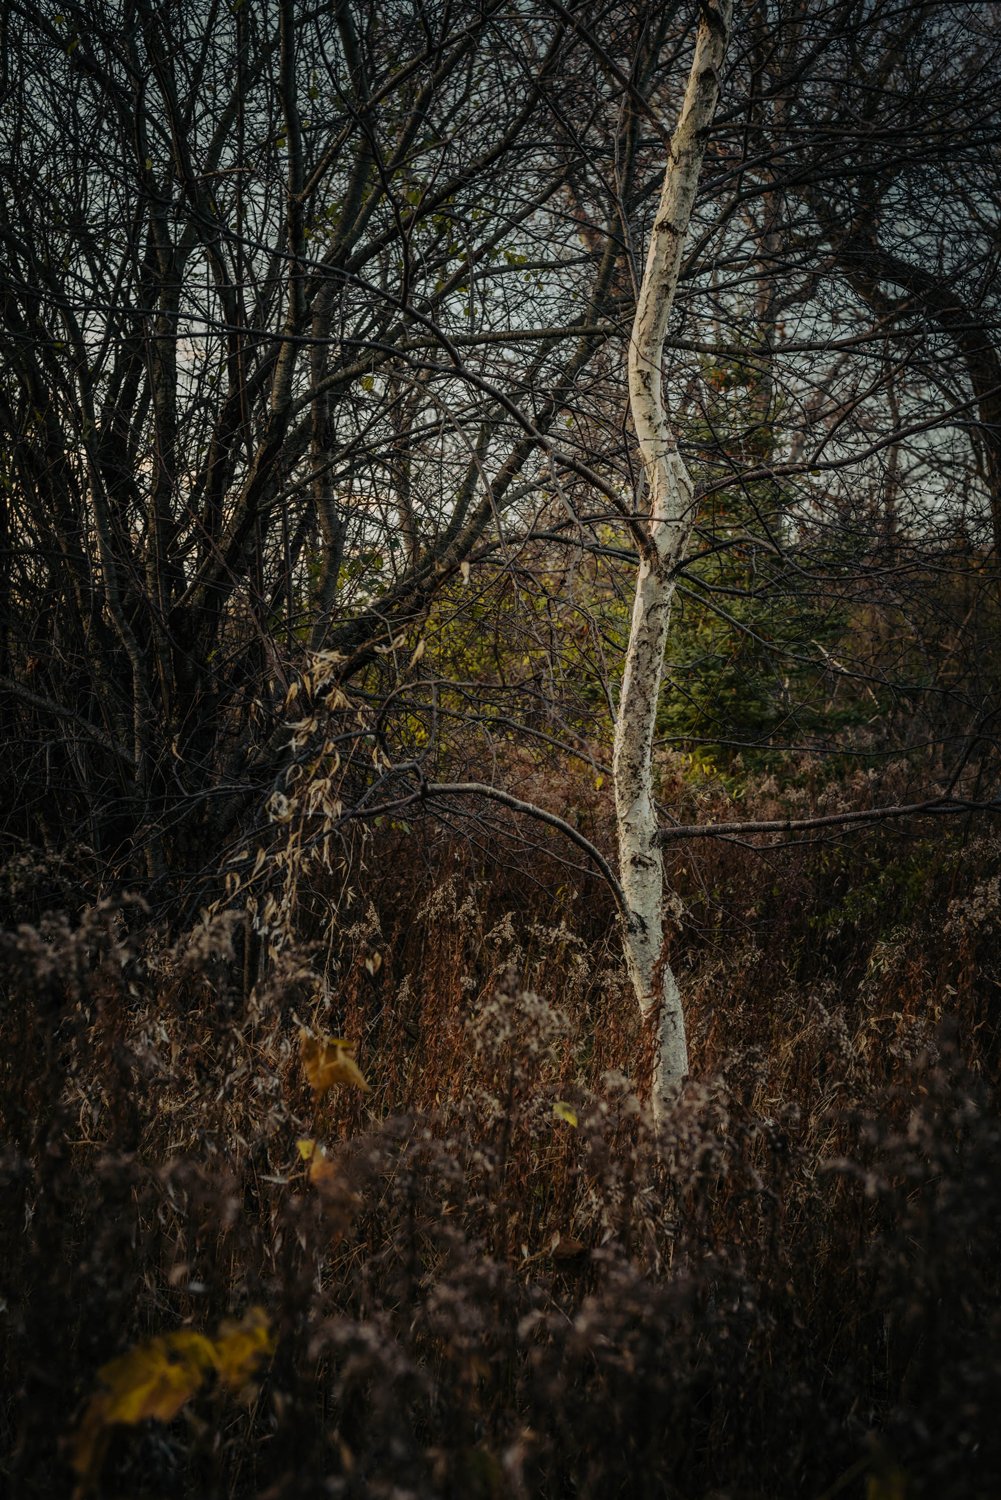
2,765,1000,1499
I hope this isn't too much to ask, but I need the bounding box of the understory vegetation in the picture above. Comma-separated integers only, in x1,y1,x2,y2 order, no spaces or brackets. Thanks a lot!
3,760,1000,1499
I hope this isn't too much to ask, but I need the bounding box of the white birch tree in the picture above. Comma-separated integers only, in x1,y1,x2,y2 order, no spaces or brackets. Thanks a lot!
613,0,733,1118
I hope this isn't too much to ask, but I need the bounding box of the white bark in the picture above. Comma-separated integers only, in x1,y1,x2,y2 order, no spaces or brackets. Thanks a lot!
613,0,732,1120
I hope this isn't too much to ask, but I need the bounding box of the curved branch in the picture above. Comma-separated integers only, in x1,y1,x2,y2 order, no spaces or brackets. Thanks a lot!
421,780,632,925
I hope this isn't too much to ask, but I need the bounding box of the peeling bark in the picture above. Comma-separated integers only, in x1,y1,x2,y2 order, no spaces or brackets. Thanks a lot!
613,0,732,1119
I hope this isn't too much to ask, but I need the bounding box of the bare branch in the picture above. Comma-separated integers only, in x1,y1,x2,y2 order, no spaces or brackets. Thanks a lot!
658,798,1001,845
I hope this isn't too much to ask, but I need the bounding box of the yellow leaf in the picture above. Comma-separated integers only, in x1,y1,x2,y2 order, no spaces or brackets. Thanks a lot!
296,1137,315,1160
308,1151,338,1189
553,1101,578,1127
70,1313,274,1492
212,1306,275,1390
300,1030,369,1095
103,1332,214,1423
71,1331,215,1481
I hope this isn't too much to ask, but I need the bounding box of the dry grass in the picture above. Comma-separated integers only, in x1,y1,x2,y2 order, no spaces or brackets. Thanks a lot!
2,766,1000,1498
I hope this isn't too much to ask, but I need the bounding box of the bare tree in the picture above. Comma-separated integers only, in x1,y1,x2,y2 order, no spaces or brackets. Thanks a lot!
0,0,640,892
613,0,732,1110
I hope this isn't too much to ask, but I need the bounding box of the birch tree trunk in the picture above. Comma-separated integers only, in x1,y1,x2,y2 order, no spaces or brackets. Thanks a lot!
613,0,732,1120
